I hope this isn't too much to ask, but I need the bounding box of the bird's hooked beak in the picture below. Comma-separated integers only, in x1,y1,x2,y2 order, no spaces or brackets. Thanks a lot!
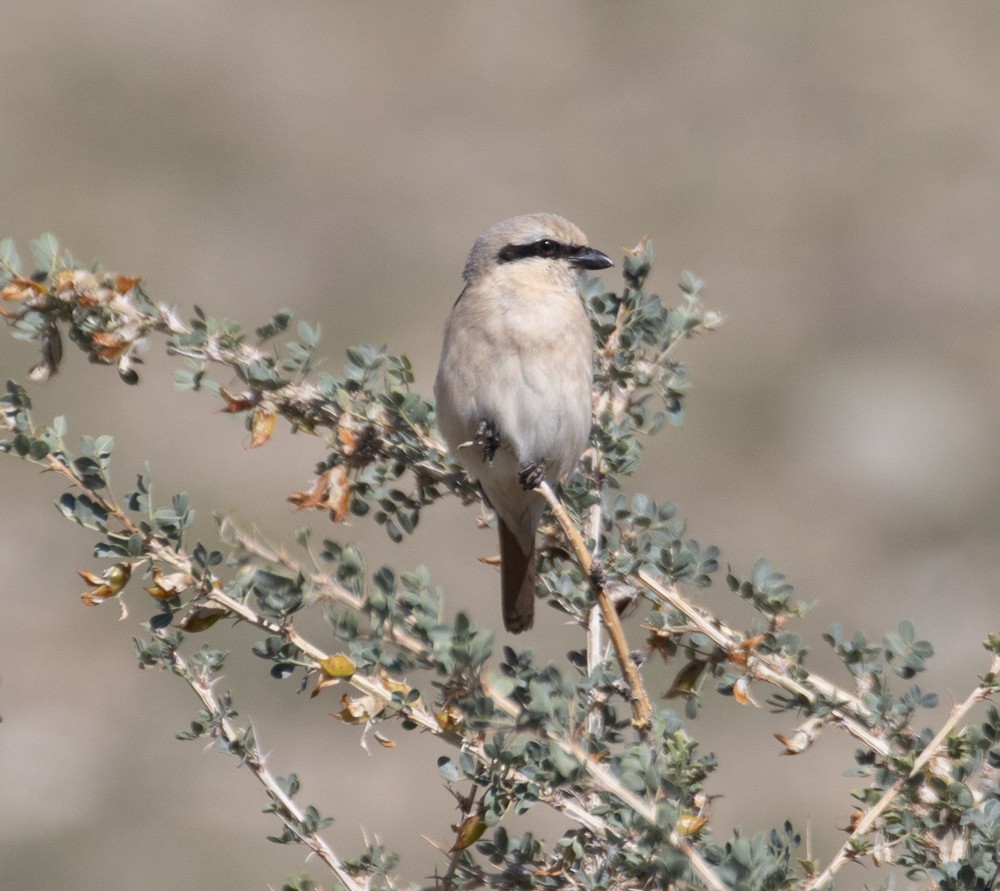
570,247,614,271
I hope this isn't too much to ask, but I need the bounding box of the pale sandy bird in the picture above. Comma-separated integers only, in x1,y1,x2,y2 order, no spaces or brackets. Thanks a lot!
435,213,613,632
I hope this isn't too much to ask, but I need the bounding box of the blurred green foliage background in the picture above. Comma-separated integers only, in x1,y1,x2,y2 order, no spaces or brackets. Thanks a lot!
2,4,999,889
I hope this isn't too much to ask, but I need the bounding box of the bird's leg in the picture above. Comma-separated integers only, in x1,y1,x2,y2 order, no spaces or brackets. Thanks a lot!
517,460,547,491
473,417,501,464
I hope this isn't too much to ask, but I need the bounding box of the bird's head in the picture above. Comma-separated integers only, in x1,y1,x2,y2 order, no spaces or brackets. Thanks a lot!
463,213,613,291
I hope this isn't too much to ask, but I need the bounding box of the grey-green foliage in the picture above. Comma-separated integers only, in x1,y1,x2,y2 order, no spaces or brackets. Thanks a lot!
2,233,999,891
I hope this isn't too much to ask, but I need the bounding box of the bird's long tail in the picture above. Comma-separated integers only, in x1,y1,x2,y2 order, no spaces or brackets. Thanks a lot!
498,517,536,633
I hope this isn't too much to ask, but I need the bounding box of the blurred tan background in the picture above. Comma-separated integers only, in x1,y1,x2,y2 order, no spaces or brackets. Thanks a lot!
2,3,1000,889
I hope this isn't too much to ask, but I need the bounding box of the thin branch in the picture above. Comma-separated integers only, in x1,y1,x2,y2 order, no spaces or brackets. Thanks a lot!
586,603,605,738
536,481,654,739
584,453,608,737
441,784,478,891
207,585,447,738
638,571,891,757
222,520,433,664
202,578,619,839
482,677,728,891
807,653,1000,890
166,647,367,891
578,743,727,891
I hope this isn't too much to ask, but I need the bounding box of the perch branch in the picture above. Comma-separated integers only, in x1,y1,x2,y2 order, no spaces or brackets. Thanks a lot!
536,480,653,739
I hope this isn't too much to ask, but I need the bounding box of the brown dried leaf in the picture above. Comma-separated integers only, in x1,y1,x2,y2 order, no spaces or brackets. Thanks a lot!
775,716,824,755
78,563,132,605
732,675,758,706
249,409,276,448
91,330,130,361
288,470,332,510
728,634,766,667
80,589,111,606
115,275,142,294
449,812,486,852
2,281,33,301
179,606,227,633
379,670,418,702
288,467,351,522
333,693,375,724
53,270,76,293
145,568,191,600
624,235,651,258
435,707,464,733
840,808,864,834
324,466,351,522
219,387,257,413
337,416,362,456
311,673,341,698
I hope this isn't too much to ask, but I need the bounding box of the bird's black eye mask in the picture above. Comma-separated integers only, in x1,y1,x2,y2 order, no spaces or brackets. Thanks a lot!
497,238,578,263
498,239,614,270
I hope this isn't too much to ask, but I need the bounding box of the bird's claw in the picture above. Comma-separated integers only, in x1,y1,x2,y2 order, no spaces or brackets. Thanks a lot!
473,418,501,464
590,560,608,589
518,460,546,490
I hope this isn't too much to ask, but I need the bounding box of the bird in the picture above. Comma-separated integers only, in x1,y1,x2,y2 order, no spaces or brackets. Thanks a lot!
434,213,613,632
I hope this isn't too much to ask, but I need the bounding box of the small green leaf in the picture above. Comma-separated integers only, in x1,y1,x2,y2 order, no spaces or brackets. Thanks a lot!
297,320,320,348
255,310,293,340
437,757,460,782
0,238,21,276
30,233,60,274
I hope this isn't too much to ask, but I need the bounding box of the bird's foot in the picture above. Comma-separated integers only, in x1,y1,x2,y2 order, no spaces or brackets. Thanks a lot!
473,417,501,464
589,559,608,589
517,460,547,491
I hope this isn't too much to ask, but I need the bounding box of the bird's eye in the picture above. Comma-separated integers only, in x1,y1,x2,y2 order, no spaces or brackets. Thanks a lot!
536,239,559,257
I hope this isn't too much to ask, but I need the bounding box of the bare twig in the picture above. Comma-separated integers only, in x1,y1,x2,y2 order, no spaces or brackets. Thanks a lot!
441,784,479,891
536,481,654,739
166,647,366,891
585,454,608,736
